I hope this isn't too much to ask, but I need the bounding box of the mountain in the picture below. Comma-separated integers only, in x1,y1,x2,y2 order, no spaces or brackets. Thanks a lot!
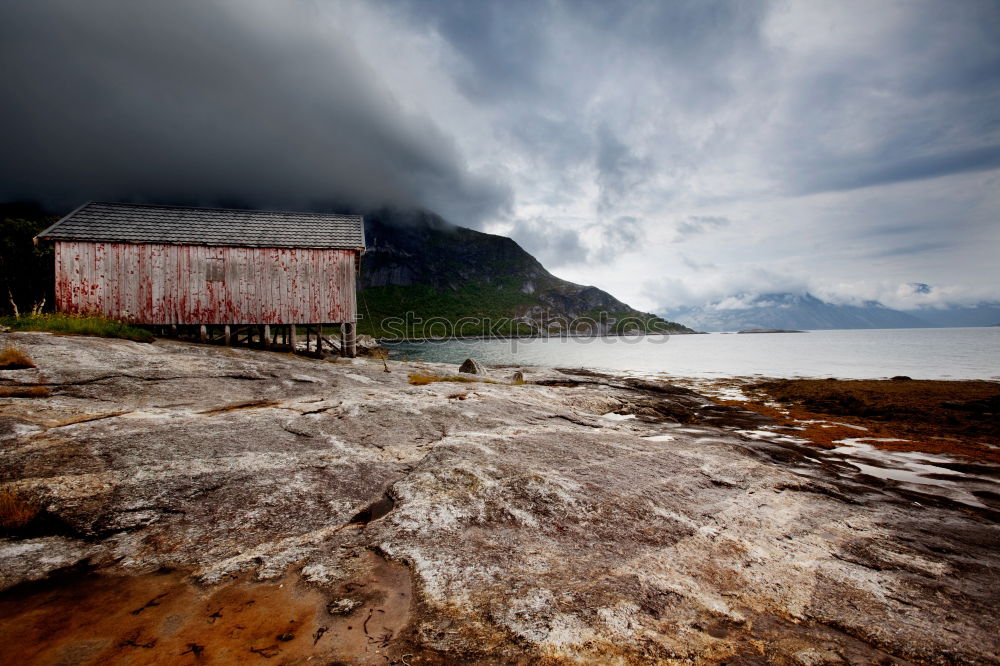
902,303,1000,328
661,292,930,332
358,209,691,337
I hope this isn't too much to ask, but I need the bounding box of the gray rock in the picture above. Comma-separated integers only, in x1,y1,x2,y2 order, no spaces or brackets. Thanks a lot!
0,332,996,664
458,358,487,375
355,334,388,358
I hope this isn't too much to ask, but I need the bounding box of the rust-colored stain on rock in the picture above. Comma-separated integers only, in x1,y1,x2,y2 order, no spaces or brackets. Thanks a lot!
723,378,1000,463
0,552,413,665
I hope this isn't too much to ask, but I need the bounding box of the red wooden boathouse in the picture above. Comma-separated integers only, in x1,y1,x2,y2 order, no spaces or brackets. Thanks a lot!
35,202,365,356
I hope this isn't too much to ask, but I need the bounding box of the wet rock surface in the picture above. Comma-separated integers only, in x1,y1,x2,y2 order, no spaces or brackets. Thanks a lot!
0,332,998,664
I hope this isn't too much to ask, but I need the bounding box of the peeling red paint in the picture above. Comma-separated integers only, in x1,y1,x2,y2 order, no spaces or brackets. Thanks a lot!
54,242,358,325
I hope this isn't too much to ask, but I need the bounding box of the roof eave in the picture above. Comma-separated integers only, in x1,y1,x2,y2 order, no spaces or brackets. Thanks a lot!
33,237,367,251
33,200,92,244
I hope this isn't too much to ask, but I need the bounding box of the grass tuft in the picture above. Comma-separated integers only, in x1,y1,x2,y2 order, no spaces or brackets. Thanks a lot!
0,313,154,343
0,346,35,369
408,372,498,386
0,488,40,530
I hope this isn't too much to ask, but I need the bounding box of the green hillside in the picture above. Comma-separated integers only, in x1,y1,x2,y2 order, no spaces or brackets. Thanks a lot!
356,209,692,338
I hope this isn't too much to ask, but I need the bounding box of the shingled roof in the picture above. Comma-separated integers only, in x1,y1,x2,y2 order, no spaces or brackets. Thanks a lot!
36,202,365,250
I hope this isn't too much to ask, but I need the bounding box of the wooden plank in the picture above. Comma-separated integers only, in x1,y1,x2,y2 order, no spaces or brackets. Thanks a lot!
324,250,337,321
267,249,279,324
151,244,164,324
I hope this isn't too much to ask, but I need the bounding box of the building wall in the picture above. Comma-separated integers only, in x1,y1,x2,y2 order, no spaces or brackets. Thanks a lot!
55,241,357,325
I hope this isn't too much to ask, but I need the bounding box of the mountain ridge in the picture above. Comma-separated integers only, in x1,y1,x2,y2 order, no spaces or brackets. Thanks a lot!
356,208,692,337
662,292,931,332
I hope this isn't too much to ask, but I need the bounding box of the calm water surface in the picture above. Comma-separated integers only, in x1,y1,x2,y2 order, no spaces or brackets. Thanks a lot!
386,327,1000,380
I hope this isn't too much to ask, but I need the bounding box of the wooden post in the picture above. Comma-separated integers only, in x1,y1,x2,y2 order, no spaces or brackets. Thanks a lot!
262,325,271,350
289,324,297,355
199,325,207,343
342,321,357,358
170,324,178,338
224,325,231,346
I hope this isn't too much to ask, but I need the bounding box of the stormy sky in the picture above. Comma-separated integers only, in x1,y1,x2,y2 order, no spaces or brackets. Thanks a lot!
2,0,998,311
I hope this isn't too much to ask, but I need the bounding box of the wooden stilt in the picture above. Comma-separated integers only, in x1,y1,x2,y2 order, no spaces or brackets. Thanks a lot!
170,324,178,338
262,325,271,350
199,325,207,343
342,321,357,358
289,324,298,354
316,325,323,356
224,325,231,346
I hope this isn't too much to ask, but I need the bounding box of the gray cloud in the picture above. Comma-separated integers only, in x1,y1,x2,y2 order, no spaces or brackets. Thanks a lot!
509,214,646,268
869,241,954,259
674,216,731,241
771,1,1000,196
387,0,551,103
595,127,654,215
0,0,510,224
508,217,590,267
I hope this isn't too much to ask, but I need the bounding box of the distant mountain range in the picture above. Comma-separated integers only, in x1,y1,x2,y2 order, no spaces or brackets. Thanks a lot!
901,303,1000,328
661,292,1000,332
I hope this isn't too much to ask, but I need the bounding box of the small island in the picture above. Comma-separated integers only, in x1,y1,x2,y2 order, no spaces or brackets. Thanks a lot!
736,328,807,334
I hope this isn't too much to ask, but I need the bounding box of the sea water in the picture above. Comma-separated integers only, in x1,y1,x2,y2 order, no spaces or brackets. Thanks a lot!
385,327,1000,380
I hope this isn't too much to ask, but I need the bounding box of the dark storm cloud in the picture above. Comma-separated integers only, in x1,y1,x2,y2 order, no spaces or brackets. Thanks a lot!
387,0,550,102
775,0,1000,196
0,0,510,222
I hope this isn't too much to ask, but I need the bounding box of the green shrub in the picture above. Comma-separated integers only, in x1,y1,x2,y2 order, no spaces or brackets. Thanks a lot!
1,313,154,343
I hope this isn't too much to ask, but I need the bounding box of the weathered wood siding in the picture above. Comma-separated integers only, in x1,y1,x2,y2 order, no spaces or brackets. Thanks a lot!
54,242,357,324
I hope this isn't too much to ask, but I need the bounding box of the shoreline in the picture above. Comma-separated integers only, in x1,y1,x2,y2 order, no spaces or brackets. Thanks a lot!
374,329,698,344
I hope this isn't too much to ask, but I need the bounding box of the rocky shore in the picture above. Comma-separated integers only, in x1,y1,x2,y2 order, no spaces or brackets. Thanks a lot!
1,332,998,664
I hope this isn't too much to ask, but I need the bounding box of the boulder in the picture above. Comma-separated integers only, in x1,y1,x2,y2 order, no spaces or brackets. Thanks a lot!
458,358,488,375
355,335,388,358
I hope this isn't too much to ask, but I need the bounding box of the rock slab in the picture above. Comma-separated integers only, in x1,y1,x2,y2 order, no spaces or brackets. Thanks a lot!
0,332,997,664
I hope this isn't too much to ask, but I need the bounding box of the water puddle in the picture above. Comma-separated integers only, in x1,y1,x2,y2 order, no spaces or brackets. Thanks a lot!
736,429,811,445
827,438,999,509
600,412,637,421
